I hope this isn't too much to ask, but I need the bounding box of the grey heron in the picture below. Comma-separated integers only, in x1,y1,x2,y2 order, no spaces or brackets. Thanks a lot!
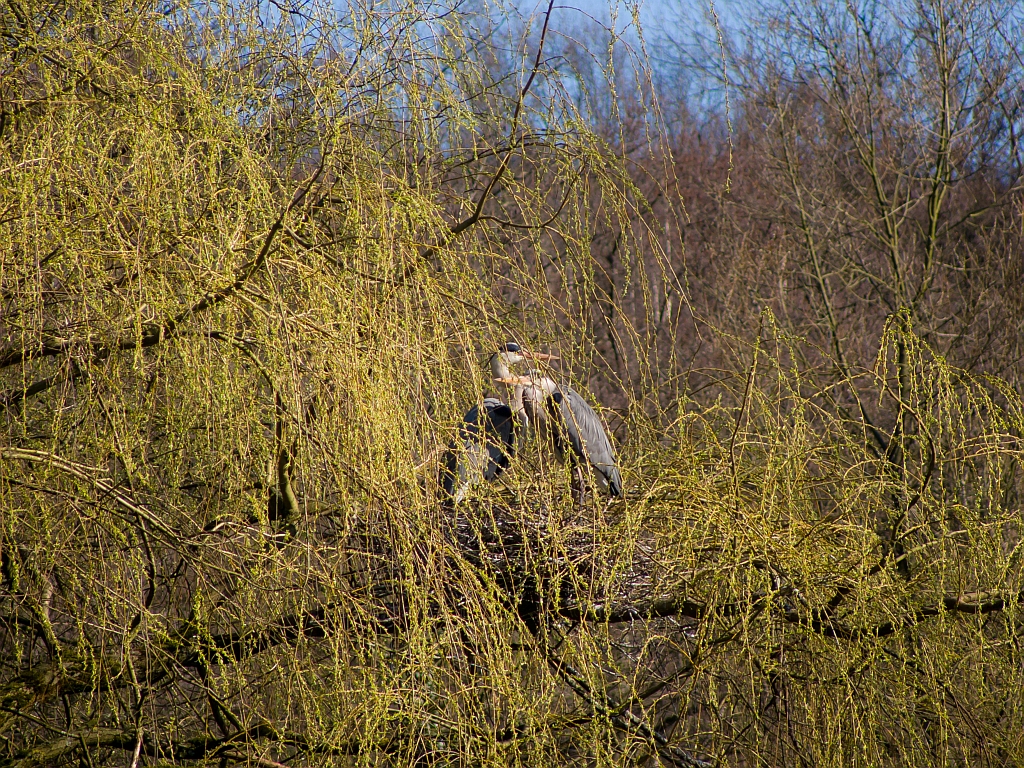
440,343,557,504
500,371,623,497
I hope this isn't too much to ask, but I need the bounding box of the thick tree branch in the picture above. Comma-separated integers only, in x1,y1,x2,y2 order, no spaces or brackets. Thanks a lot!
0,449,176,540
562,587,1024,642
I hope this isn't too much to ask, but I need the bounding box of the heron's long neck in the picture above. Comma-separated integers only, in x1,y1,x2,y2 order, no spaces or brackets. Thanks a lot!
489,354,515,405
508,385,529,434
508,384,526,415
522,385,547,435
489,353,511,381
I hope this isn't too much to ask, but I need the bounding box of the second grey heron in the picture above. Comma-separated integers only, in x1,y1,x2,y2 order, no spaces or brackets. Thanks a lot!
501,371,623,497
440,343,557,504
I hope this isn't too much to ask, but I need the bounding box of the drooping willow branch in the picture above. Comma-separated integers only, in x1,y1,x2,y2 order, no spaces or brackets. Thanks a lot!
0,158,327,408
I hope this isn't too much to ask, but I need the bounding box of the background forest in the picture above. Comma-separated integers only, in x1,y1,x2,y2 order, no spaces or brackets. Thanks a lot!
1,0,1023,766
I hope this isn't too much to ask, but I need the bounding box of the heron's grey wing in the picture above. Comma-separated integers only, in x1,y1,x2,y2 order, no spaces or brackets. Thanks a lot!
555,387,622,497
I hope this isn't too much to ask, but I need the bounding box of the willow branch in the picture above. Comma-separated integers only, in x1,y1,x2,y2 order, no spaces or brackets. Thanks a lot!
0,161,326,407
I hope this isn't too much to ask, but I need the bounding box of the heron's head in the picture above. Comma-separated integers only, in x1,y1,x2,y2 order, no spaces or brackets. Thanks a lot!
491,342,558,369
496,370,558,399
496,341,525,367
524,370,558,398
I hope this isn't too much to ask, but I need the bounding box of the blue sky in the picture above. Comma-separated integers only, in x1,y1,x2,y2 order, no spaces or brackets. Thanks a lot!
508,0,747,117
516,0,749,39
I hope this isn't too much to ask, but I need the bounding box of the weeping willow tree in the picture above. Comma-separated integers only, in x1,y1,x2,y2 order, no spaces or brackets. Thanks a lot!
1,0,1023,766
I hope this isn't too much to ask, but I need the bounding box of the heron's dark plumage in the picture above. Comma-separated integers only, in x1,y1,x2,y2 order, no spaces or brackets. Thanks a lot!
441,397,521,502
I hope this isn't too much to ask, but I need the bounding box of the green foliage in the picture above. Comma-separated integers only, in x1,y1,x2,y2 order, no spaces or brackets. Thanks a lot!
1,0,1022,766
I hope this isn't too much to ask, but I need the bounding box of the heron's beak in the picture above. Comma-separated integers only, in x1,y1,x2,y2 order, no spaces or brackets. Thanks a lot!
527,352,559,361
494,376,534,385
